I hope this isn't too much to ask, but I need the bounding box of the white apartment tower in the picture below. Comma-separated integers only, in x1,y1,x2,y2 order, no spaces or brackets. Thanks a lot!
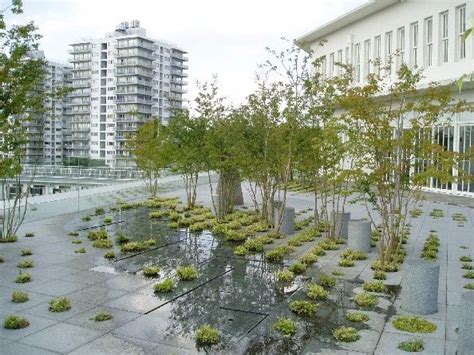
23,50,71,166
65,20,188,168
297,0,474,195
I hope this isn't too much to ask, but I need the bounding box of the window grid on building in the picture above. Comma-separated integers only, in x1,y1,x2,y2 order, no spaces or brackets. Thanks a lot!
374,35,381,73
397,26,405,69
354,43,361,82
410,22,419,67
424,17,433,67
364,39,371,77
440,11,449,63
457,5,466,60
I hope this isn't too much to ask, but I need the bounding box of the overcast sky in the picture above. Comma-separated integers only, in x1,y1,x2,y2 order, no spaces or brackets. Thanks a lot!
7,0,367,106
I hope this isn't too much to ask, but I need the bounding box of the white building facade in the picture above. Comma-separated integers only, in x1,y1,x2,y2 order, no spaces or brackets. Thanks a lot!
66,20,188,168
297,0,474,195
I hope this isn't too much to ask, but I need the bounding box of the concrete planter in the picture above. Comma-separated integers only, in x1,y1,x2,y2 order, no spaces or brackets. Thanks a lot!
332,212,350,239
457,292,474,355
401,259,439,315
273,201,295,235
348,219,371,253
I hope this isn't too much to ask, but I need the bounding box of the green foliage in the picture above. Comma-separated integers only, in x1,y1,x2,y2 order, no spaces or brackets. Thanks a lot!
3,315,29,329
143,265,160,277
371,259,400,272
243,238,264,252
429,209,444,218
363,280,386,293
341,249,367,260
90,312,113,322
104,251,115,259
17,259,33,268
95,208,105,216
48,297,71,312
392,316,437,333
346,311,369,323
464,283,474,290
15,272,31,283
289,300,318,316
103,217,113,224
154,278,176,293
373,270,387,280
421,233,440,260
319,273,336,288
75,247,86,253
72,239,82,244
234,245,248,256
265,246,294,263
333,326,359,342
20,248,32,256
332,270,344,276
307,283,329,300
115,232,130,244
463,271,474,279
12,291,29,303
82,216,91,222
176,265,198,281
195,325,220,345
68,231,79,237
299,252,318,265
355,292,379,308
452,213,467,222
87,229,108,241
0,255,3,263
275,269,294,282
272,317,297,337
409,208,423,218
120,242,147,253
92,239,113,249
398,339,424,352
338,258,355,267
288,262,307,274
460,256,473,262
318,239,339,251
24,232,34,238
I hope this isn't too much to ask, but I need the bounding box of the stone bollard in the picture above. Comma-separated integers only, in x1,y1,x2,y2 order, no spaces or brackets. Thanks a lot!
457,292,474,355
212,194,224,218
348,219,371,253
331,212,350,239
401,259,439,315
273,203,295,235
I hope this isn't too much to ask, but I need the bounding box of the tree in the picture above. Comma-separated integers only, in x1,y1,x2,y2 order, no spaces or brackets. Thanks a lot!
0,0,48,240
339,60,472,265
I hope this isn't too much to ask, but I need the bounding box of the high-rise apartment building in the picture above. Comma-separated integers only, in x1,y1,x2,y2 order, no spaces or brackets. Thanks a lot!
65,20,188,168
23,50,71,166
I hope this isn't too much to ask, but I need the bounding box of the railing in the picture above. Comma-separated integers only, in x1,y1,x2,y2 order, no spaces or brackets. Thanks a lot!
21,164,144,180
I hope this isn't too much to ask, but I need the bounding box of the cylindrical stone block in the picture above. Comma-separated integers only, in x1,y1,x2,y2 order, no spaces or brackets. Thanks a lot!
401,259,439,315
348,219,371,253
332,212,350,239
234,183,244,205
274,205,295,235
457,292,474,355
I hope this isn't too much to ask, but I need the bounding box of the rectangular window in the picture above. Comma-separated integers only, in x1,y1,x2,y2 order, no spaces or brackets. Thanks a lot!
337,49,343,74
385,31,393,66
364,39,371,77
457,5,466,60
397,27,405,68
440,11,449,63
374,35,382,73
410,22,419,67
354,43,361,82
345,47,350,64
329,52,335,77
424,17,433,67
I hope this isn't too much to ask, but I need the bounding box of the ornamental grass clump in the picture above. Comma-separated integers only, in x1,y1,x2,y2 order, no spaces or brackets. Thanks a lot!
463,271,474,279
176,265,198,281
4,315,29,329
143,265,160,277
307,283,329,300
463,283,474,290
265,246,294,263
17,259,33,268
341,249,367,260
195,325,220,345
91,312,113,322
363,280,386,293
243,238,264,252
115,232,130,244
87,229,108,241
234,245,248,256
12,291,29,303
75,247,86,253
346,311,370,323
338,257,355,267
288,262,307,275
275,269,294,282
319,273,336,288
72,239,82,244
104,250,115,259
95,207,105,215
120,241,147,253
24,232,34,238
299,252,318,265
371,259,400,272
154,278,175,293
289,300,318,316
460,256,473,262
15,272,31,283
392,316,436,333
421,233,440,260
273,317,296,337
429,209,444,218
462,263,473,270
333,326,359,342
92,239,113,249
103,217,113,224
48,297,71,312
355,292,379,308
398,339,424,352
374,270,387,280
20,249,32,256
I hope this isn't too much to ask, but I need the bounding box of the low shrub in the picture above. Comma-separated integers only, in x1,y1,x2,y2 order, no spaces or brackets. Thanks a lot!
20,249,32,256
92,239,113,249
338,258,355,267
143,265,160,277
195,325,220,345
311,246,326,256
243,238,264,252
371,259,400,272
87,229,108,241
75,247,86,253
319,273,336,288
462,263,473,270
144,238,157,247
12,291,29,303
331,270,343,276
24,232,35,238
154,278,176,293
398,339,424,352
120,242,147,253
103,217,113,224
104,251,115,259
17,259,33,268
95,207,105,215
307,284,329,300
81,215,91,222
373,270,387,280
275,269,294,282
272,317,296,337
392,316,436,333
234,246,248,256
3,315,29,329
299,252,318,265
363,280,386,293
72,239,82,244
452,213,467,222
333,326,359,342
463,283,474,290
346,311,369,323
341,249,367,260
168,221,179,229
288,262,307,274
48,297,71,312
318,239,339,251
355,292,378,308
429,209,444,218
115,232,130,244
68,231,79,237
460,256,473,262
90,312,113,322
265,246,294,263
463,271,474,279
289,300,318,316
15,272,31,283
176,265,198,281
